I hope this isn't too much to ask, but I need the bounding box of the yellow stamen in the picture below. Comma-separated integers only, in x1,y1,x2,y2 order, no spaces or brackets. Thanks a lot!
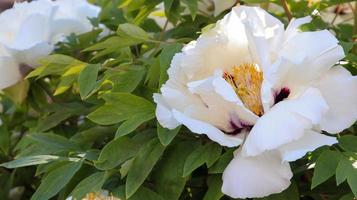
223,63,264,116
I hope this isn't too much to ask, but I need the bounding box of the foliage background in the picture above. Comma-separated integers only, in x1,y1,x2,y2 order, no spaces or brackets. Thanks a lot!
0,0,356,199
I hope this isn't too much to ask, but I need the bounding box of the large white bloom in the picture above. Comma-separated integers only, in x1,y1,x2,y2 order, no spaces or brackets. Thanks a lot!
0,0,101,90
154,6,357,198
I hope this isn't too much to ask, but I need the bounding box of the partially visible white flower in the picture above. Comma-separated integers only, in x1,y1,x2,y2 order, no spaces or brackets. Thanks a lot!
65,190,119,200
154,5,357,198
51,0,102,43
0,0,103,90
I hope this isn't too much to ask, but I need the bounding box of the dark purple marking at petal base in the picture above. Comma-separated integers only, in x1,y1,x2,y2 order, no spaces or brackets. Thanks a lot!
224,120,252,136
274,87,290,105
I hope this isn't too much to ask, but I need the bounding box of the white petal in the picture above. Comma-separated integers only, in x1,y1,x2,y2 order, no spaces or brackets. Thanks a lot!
178,7,251,81
11,14,50,50
280,130,337,162
222,150,292,198
172,110,243,147
50,19,89,44
49,0,101,43
279,30,345,86
233,5,285,69
6,42,53,67
153,94,181,129
53,0,100,21
243,88,328,156
313,66,357,133
0,56,21,90
188,74,258,129
284,16,312,41
0,0,54,46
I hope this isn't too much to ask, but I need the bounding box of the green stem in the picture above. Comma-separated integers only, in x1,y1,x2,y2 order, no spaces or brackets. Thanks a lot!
353,2,357,54
280,0,292,21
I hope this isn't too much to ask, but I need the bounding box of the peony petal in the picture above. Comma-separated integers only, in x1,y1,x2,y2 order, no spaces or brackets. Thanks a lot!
11,14,50,50
50,0,101,42
0,56,21,90
280,130,337,162
279,30,345,87
6,42,53,67
284,16,312,41
188,74,258,129
153,94,181,129
243,88,328,156
233,6,285,69
178,7,251,81
222,149,292,198
172,110,243,147
50,19,89,44
313,66,357,133
0,0,54,46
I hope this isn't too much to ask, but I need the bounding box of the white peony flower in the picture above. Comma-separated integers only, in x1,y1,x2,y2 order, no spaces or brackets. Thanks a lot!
0,0,102,90
154,5,357,198
65,191,120,200
51,0,102,43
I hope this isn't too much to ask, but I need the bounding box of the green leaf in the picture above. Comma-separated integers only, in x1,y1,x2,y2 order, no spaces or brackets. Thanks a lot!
208,149,234,174
164,0,181,24
78,64,100,99
3,80,30,104
152,141,197,200
120,159,134,179
115,113,155,138
347,170,357,197
164,0,174,13
340,193,355,200
339,41,355,54
311,150,341,189
183,142,221,176
83,37,142,52
255,182,299,200
0,155,61,168
159,44,183,87
27,54,86,79
112,185,164,200
31,161,82,200
182,0,198,20
54,64,86,96
109,66,146,93
126,138,165,198
334,156,357,197
183,144,206,177
95,137,140,170
37,105,84,132
29,133,80,151
71,172,107,199
205,143,222,168
339,135,357,152
203,175,224,200
117,23,149,41
336,157,352,185
157,123,181,146
88,93,155,125
0,124,10,156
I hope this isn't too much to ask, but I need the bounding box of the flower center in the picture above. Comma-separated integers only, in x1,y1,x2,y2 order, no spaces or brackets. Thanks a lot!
223,63,264,116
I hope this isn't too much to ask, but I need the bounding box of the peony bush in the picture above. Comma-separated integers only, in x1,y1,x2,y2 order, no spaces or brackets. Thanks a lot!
0,0,356,200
